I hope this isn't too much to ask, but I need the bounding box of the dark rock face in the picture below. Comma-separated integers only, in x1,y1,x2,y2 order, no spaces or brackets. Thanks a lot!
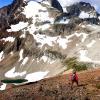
51,0,63,12
67,1,95,17
0,0,26,31
55,1,100,26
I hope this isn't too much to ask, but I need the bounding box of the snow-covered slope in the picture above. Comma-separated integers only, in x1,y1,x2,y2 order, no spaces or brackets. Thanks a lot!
0,0,100,88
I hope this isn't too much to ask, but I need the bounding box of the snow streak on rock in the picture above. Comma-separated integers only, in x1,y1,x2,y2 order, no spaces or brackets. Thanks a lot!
21,57,29,65
0,51,4,61
33,34,74,49
87,40,96,48
7,22,28,32
19,49,24,61
79,11,96,19
75,32,88,42
79,50,92,62
1,37,15,42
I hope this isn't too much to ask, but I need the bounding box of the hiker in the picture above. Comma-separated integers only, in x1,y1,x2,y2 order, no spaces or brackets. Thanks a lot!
69,70,79,88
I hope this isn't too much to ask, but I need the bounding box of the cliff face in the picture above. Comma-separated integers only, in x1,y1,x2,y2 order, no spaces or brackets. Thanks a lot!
0,0,100,83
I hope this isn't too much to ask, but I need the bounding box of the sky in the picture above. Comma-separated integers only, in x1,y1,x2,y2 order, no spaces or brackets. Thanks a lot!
0,0,100,12
0,0,13,8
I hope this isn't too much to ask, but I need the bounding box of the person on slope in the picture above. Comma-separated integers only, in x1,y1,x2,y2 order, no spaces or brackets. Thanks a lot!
69,69,79,88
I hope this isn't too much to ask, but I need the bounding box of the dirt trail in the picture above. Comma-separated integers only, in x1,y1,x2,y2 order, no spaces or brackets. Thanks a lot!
0,69,100,100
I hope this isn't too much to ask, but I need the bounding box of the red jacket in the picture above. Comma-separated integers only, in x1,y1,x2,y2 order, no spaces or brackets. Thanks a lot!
69,73,78,81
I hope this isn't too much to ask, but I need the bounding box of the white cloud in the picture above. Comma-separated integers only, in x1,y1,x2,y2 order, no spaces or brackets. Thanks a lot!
58,0,80,7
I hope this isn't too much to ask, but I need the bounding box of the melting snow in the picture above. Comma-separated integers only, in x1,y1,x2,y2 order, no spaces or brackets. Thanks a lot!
87,40,96,48
25,71,49,82
33,34,73,49
40,55,55,64
1,37,15,42
79,11,96,19
79,11,90,19
10,52,13,55
41,55,48,62
33,34,57,47
75,32,88,42
22,57,29,65
57,36,71,49
7,22,28,32
79,50,92,62
22,1,54,22
59,19,70,24
0,83,7,91
42,0,51,6
19,49,24,61
20,33,26,38
38,24,50,30
5,67,26,78
98,16,100,20
0,51,4,61
22,1,54,34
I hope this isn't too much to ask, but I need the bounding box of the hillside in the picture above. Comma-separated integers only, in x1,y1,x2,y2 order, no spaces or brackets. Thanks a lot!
0,68,100,100
0,1,100,99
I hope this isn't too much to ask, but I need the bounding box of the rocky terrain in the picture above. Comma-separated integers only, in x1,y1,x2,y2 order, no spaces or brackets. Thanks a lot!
0,0,100,93
0,68,100,100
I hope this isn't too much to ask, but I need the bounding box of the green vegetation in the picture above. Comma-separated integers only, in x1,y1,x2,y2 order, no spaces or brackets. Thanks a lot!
63,57,87,71
96,83,100,89
1,79,28,84
46,49,66,59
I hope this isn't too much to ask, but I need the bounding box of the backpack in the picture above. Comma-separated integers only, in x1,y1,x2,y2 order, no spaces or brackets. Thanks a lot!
72,73,76,81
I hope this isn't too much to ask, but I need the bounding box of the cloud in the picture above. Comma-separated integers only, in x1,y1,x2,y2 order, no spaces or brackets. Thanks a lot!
58,0,80,7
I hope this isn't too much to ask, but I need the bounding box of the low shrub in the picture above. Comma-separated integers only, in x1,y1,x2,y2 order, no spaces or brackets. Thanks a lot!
63,57,87,71
96,83,100,89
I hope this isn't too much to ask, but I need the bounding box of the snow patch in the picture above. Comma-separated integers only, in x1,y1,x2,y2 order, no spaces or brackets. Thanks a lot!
25,71,49,82
79,11,96,19
20,33,26,38
87,40,96,48
40,55,48,62
79,11,90,19
38,24,50,30
7,22,28,32
22,1,54,34
42,0,51,6
40,55,56,64
5,67,26,78
98,16,100,20
57,36,71,49
0,83,7,91
1,37,15,42
22,1,54,22
33,34,73,49
0,51,4,61
75,32,88,42
33,34,57,47
79,50,92,62
59,19,70,24
22,57,29,65
19,49,24,61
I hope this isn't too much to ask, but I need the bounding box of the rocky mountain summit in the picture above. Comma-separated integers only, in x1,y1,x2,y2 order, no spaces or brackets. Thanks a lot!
0,0,100,85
